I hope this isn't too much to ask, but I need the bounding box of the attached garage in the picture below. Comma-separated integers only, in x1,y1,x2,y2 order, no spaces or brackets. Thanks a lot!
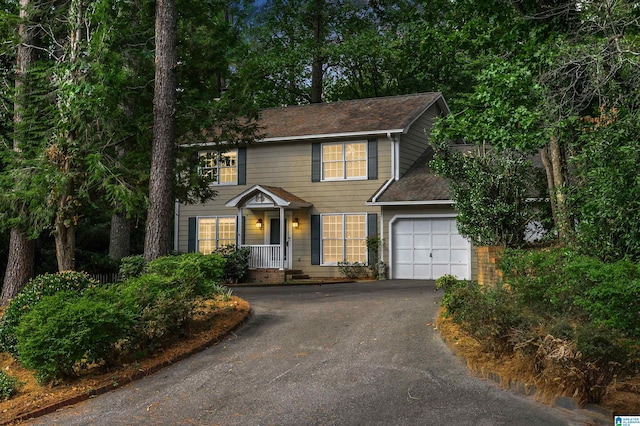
390,216,470,280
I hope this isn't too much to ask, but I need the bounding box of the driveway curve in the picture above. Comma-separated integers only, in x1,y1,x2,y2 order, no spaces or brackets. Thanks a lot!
28,280,590,425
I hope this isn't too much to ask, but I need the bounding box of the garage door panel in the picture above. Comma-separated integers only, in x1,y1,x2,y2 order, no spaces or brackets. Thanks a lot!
413,264,431,278
432,234,450,247
413,234,431,249
413,249,431,263
392,218,470,280
450,264,468,277
395,234,414,249
431,219,450,233
431,249,450,263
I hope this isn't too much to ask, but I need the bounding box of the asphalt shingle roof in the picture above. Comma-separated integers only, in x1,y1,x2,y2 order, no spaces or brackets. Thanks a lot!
259,93,443,140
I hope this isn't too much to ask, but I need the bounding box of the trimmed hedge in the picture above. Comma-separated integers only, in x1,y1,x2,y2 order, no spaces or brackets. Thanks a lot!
0,271,98,357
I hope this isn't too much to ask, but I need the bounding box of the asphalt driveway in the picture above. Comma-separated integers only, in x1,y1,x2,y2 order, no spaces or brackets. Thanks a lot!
28,280,592,425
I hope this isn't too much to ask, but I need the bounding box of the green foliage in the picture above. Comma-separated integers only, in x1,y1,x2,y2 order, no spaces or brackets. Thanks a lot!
213,245,250,284
0,371,21,401
501,248,640,338
437,278,537,353
146,252,226,297
430,144,548,247
119,255,147,280
570,108,640,262
338,262,369,279
0,271,98,357
115,274,196,351
15,290,135,383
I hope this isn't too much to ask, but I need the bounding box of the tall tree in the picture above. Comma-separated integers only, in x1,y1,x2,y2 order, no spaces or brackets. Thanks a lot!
1,0,35,303
144,0,178,261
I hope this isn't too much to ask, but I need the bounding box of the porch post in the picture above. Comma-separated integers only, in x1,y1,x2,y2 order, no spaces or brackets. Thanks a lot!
238,207,243,248
279,207,285,270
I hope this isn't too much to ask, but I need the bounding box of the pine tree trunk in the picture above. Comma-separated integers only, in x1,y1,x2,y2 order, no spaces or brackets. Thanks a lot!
54,215,76,272
2,0,36,304
109,209,130,261
144,0,177,261
1,229,34,305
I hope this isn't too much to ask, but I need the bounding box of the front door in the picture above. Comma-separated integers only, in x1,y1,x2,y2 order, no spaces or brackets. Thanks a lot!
270,218,290,267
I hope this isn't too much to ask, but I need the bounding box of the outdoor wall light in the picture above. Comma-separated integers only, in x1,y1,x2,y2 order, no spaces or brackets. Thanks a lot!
256,219,263,229
293,218,299,229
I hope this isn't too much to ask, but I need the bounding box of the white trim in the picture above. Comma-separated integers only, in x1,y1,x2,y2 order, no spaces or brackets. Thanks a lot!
367,200,454,206
262,129,405,143
387,214,471,280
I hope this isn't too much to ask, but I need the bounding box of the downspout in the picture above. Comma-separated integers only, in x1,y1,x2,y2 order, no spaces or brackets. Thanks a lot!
174,199,179,252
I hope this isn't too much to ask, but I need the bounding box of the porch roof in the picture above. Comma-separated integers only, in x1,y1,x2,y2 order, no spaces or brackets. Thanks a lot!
225,184,313,209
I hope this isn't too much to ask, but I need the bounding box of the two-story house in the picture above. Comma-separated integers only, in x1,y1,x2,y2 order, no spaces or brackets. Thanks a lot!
175,93,474,282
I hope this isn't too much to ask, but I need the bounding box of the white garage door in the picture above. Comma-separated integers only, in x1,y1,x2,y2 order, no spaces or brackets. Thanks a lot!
392,217,470,280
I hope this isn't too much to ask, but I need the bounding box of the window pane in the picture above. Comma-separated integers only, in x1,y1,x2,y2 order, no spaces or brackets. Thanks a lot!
345,143,367,178
345,214,366,239
218,151,237,184
323,240,343,263
345,143,366,161
322,144,342,162
345,214,366,263
322,215,343,239
198,218,217,254
218,217,236,247
199,152,217,181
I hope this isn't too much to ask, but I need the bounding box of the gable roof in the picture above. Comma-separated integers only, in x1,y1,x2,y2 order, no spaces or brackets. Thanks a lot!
371,148,454,205
226,184,312,209
259,93,447,142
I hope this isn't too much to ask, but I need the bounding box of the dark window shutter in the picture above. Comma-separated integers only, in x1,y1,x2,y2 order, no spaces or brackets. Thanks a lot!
311,214,321,265
312,143,321,182
367,213,378,262
240,216,245,245
367,139,378,180
188,217,197,253
237,147,247,185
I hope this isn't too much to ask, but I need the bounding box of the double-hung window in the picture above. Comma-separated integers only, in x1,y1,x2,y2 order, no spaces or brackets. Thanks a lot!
199,150,237,184
197,217,236,254
321,213,367,264
322,142,367,180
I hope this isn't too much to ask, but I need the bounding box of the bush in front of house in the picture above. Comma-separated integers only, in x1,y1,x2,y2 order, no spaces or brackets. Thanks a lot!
0,271,98,357
214,245,250,283
146,252,226,297
5,253,234,383
15,289,135,383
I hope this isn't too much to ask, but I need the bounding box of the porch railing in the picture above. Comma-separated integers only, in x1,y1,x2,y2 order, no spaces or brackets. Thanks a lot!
245,244,283,269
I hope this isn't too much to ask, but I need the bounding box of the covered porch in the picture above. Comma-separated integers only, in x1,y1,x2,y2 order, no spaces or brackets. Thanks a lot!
226,185,312,271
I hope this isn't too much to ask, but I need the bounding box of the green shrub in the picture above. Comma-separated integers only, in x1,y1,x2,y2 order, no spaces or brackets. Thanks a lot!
115,274,197,351
15,290,135,383
0,271,98,357
146,253,226,297
119,255,147,280
338,262,369,279
0,371,21,401
214,245,250,283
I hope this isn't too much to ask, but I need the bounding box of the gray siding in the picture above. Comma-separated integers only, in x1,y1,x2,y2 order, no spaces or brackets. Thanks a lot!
398,104,442,176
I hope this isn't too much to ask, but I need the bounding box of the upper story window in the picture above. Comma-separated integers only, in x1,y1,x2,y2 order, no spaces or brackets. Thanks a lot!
322,142,367,180
199,150,237,185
